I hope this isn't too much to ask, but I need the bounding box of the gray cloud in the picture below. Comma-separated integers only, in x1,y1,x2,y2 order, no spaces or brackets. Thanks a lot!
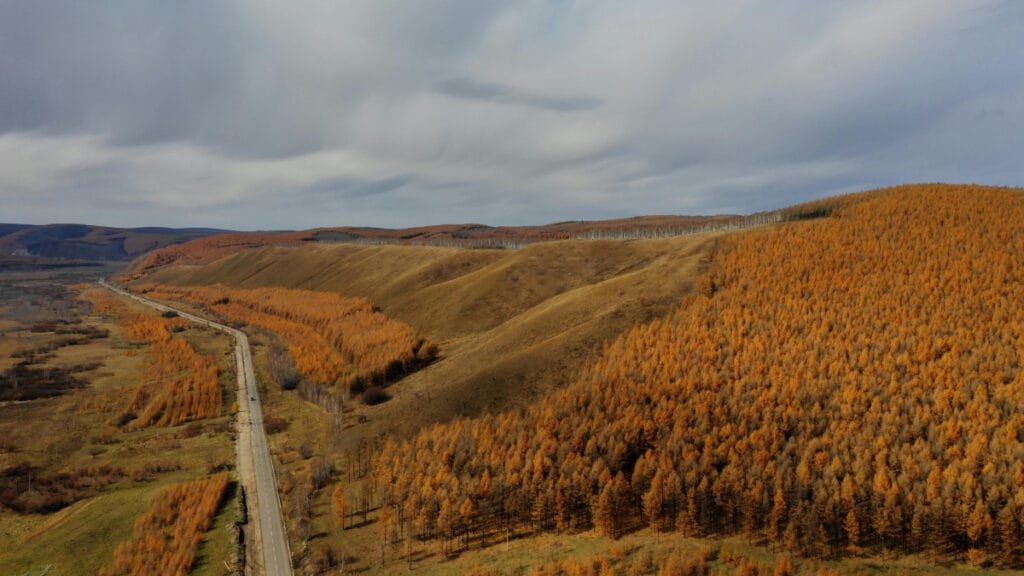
438,77,603,112
297,176,411,200
1,0,1022,229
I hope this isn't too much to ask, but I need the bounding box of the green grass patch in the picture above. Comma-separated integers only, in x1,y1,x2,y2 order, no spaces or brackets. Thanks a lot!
0,479,172,576
193,480,242,576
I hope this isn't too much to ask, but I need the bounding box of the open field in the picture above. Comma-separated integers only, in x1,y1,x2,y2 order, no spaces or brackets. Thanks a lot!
0,270,240,575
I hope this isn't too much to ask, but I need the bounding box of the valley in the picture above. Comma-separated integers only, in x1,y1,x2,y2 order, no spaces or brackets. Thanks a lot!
5,2,1021,574
3,184,1024,576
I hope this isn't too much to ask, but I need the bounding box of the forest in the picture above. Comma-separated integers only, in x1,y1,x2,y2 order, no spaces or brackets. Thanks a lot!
140,284,436,403
363,185,1024,568
99,473,230,576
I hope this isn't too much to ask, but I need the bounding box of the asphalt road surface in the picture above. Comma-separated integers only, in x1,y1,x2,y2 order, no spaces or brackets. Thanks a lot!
99,280,293,576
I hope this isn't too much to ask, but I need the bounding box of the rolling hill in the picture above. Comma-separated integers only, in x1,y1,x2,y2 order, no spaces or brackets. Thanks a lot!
121,213,777,438
134,232,723,439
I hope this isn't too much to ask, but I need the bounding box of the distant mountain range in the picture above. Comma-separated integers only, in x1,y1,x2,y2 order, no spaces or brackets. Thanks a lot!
0,223,227,266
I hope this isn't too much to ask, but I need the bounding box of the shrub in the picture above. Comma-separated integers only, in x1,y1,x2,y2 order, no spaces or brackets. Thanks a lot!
362,386,390,405
114,411,138,428
263,414,289,434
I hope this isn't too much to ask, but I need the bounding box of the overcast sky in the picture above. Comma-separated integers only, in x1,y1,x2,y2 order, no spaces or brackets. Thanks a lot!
2,1,1022,229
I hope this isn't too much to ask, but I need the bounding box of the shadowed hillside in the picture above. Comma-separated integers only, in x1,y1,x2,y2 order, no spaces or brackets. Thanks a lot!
0,223,225,263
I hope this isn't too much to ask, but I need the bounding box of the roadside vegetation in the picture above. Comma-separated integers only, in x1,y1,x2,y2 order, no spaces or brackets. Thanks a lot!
139,284,437,405
91,291,223,428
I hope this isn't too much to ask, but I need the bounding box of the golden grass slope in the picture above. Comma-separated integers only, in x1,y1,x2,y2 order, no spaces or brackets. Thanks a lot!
136,233,721,438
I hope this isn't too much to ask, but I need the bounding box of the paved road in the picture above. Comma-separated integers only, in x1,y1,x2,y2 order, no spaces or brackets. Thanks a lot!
99,280,293,576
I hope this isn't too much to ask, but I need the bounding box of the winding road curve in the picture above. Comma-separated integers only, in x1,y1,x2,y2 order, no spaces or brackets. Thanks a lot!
99,280,293,576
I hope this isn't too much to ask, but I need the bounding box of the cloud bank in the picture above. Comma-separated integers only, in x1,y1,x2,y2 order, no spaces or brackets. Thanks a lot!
1,0,1022,228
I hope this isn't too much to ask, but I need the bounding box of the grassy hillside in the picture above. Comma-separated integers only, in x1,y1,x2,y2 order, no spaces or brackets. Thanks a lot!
117,183,1024,575
126,229,729,571
137,233,720,439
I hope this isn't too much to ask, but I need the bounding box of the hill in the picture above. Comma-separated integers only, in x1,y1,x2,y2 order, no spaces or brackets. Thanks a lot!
134,232,723,438
0,223,226,264
363,183,1024,569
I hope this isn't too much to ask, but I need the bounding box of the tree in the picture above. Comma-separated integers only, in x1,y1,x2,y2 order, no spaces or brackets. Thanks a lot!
843,509,861,549
332,483,348,530
99,474,230,576
642,476,667,538
768,488,787,548
784,518,800,554
997,502,1022,568
773,556,794,576
378,505,393,566
437,497,455,557
966,499,992,548
595,481,618,539
460,496,479,549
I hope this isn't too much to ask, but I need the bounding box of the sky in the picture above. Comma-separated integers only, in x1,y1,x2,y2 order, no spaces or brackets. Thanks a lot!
1,0,1022,229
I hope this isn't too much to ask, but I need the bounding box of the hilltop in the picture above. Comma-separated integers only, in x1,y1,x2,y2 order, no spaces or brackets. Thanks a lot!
123,214,752,278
